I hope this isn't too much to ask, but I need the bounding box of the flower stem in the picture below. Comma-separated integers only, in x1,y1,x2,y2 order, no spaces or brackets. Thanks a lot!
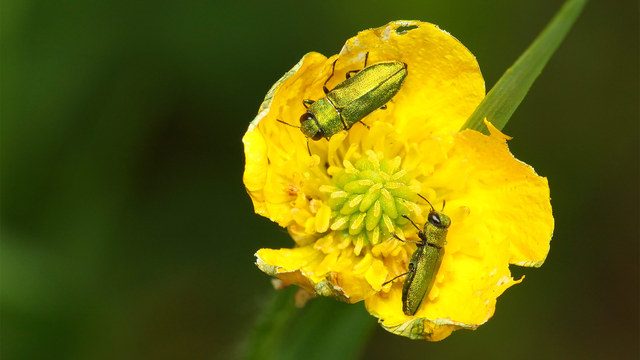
242,287,376,360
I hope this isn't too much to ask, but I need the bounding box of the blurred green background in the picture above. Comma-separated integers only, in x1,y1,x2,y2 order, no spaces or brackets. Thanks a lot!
2,1,638,359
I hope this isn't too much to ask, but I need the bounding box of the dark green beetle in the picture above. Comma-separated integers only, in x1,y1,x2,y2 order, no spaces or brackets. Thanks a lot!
279,53,407,143
384,195,450,316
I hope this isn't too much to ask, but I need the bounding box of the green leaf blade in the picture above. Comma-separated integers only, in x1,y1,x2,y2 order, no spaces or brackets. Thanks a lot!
461,0,588,133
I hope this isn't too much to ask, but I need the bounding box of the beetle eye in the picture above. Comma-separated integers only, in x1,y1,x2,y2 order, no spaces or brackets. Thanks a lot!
312,128,325,140
299,112,315,124
428,212,442,227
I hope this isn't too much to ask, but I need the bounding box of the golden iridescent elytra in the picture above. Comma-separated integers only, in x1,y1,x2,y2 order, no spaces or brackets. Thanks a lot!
384,195,450,316
279,53,407,144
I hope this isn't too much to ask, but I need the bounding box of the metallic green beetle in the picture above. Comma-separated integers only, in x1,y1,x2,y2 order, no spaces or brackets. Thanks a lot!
280,53,408,142
384,195,450,316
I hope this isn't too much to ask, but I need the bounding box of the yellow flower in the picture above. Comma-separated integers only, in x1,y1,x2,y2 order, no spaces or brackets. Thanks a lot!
243,20,553,341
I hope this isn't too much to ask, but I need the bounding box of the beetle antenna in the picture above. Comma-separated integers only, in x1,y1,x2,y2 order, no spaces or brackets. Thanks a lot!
416,193,435,212
441,200,446,211
306,139,311,156
277,119,300,129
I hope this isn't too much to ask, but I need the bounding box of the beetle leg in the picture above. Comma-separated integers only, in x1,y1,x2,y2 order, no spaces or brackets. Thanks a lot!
323,57,339,95
379,104,387,110
302,99,314,109
392,233,404,241
402,214,422,231
345,70,359,79
392,233,420,244
382,271,411,286
358,120,370,129
345,52,370,79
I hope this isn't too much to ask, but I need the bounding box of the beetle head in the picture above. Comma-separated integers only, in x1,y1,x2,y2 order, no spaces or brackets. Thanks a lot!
427,211,451,230
300,112,325,141
416,194,450,246
423,210,450,247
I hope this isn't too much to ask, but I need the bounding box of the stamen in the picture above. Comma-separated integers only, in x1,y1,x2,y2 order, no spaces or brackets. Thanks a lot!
322,151,420,255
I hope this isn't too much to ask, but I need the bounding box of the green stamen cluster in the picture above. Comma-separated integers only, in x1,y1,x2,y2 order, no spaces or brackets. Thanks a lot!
321,151,418,254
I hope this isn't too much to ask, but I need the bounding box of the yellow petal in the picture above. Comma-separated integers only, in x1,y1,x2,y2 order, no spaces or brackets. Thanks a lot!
339,21,485,139
436,124,554,266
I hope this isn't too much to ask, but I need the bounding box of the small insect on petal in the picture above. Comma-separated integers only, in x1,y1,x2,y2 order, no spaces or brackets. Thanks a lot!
284,53,408,145
383,195,450,316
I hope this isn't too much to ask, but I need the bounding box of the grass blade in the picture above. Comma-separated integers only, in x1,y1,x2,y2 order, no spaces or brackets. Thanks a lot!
461,0,588,133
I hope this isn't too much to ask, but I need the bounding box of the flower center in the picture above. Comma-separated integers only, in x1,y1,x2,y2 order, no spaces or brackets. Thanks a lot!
321,150,420,255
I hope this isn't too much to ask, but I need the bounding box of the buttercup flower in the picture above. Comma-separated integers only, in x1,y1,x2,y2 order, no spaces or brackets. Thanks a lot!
243,20,553,340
